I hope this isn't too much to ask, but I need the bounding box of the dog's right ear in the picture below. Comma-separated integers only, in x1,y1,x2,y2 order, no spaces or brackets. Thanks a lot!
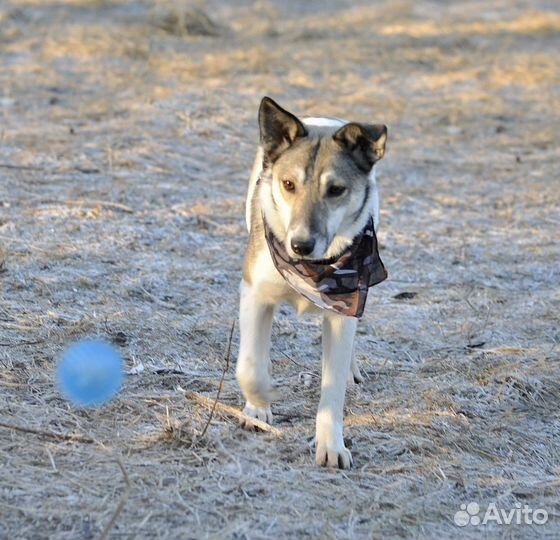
259,97,307,164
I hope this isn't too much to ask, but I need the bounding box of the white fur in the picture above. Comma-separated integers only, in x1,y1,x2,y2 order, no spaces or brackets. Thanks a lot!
315,312,357,468
238,115,379,469
302,116,346,127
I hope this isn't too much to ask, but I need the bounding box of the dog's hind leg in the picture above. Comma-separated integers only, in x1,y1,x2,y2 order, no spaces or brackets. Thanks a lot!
236,280,275,427
316,312,357,469
349,354,364,384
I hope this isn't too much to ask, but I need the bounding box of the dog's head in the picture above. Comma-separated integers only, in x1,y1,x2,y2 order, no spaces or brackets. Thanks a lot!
258,96,387,260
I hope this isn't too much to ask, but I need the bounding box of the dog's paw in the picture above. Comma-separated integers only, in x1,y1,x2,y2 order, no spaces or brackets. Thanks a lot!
315,424,353,469
240,401,273,430
315,439,353,469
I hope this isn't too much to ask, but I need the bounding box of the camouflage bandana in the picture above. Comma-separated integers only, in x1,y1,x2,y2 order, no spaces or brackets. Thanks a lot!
263,215,387,318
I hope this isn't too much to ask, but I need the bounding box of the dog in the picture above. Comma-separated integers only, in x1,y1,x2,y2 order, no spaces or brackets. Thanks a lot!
236,97,387,468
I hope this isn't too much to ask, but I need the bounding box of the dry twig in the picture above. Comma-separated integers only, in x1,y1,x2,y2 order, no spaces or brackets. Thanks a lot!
0,421,96,444
199,320,235,438
63,199,134,214
182,391,282,436
97,457,131,540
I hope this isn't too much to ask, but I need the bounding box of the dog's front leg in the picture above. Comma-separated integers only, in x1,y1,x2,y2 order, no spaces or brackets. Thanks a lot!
236,279,275,426
316,311,357,468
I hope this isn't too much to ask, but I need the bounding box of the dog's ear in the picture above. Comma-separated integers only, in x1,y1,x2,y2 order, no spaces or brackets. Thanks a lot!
259,97,307,164
333,123,387,171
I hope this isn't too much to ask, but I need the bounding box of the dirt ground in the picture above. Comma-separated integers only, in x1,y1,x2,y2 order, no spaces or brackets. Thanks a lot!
1,0,559,538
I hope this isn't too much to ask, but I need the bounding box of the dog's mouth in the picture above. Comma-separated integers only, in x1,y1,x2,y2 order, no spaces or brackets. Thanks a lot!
290,253,340,265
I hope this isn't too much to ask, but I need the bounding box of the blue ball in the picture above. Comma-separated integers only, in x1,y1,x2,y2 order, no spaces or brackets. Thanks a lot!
57,340,124,407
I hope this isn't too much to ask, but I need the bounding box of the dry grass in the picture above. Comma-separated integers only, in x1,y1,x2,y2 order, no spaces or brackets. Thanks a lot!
1,0,559,538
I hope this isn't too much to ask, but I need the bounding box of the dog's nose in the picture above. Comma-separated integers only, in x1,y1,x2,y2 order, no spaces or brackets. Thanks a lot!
291,238,315,256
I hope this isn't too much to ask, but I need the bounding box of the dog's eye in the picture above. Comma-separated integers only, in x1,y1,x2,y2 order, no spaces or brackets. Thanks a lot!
327,185,346,197
282,179,295,192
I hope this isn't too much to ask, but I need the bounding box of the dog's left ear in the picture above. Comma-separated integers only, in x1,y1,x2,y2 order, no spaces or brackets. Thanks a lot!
259,96,308,164
333,123,387,171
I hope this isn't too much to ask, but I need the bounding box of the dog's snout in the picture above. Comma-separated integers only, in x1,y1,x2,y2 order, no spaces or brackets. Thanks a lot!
291,238,316,256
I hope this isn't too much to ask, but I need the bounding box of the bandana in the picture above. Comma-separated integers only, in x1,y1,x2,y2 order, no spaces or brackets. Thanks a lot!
263,215,387,318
